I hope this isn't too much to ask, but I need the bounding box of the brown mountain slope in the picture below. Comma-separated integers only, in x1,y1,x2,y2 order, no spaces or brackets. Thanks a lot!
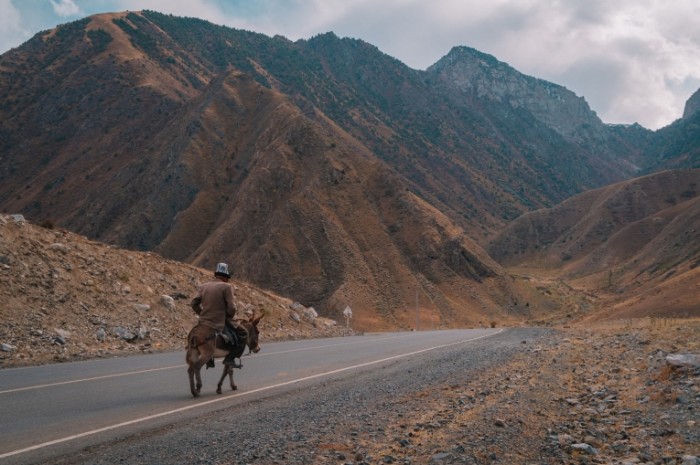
150,71,518,329
487,169,700,319
0,13,521,329
0,13,200,247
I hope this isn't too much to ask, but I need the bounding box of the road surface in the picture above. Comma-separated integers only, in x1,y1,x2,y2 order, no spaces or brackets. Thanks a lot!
0,328,511,464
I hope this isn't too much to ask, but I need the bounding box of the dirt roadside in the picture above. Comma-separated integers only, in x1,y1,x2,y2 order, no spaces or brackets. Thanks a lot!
348,320,699,465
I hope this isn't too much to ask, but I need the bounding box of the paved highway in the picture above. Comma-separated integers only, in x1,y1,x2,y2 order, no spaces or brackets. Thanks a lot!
0,328,502,463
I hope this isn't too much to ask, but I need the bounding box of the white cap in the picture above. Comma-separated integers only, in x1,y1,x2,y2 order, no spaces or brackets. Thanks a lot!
214,262,230,278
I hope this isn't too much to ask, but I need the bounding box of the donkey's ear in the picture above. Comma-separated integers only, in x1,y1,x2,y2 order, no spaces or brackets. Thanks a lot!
252,314,264,326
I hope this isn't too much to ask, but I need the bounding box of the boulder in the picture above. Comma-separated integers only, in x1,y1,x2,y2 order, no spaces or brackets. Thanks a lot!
666,353,700,369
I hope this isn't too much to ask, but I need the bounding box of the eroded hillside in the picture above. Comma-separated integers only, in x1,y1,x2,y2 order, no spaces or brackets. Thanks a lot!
488,169,700,321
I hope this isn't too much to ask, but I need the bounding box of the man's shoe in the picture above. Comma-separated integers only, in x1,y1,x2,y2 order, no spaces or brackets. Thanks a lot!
224,354,243,369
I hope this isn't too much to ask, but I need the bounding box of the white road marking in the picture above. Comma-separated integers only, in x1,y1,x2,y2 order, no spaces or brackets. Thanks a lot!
0,329,501,459
0,365,182,394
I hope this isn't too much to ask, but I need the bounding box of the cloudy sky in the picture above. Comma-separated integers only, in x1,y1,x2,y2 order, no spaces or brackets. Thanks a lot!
2,0,699,130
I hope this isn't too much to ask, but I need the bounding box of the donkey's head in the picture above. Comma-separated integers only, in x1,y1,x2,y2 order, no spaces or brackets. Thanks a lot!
245,313,263,354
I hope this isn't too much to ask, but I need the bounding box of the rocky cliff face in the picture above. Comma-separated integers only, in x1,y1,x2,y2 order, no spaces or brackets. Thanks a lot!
427,46,601,141
426,46,649,185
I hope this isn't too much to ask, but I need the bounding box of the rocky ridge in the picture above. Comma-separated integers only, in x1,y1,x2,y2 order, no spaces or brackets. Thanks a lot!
428,46,601,141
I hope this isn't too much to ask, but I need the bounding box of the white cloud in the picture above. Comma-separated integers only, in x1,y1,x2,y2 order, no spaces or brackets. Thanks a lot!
0,0,28,52
49,0,82,17
110,0,228,25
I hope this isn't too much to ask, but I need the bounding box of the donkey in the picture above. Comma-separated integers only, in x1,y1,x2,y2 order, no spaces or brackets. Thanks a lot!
186,314,263,397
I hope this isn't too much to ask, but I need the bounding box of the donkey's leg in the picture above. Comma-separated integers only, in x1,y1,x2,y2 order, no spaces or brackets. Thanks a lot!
196,349,214,393
186,348,202,397
228,366,237,391
216,364,231,395
190,346,214,396
187,364,200,397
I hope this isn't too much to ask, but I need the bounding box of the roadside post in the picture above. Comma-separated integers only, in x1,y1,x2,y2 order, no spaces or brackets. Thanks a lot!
343,306,352,328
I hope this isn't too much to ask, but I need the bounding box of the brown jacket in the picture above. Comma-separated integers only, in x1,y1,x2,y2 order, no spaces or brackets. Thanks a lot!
190,280,237,331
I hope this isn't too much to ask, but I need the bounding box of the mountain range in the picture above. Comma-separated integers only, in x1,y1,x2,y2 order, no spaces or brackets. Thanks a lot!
1,10,699,329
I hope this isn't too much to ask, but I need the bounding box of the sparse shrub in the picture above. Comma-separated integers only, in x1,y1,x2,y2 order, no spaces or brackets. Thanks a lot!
87,28,113,53
39,219,55,229
490,321,497,328
654,364,674,382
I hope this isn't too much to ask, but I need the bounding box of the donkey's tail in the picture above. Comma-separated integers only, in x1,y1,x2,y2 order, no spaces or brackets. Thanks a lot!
185,325,201,350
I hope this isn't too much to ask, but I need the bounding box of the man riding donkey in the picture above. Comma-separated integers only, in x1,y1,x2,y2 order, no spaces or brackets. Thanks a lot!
190,262,249,368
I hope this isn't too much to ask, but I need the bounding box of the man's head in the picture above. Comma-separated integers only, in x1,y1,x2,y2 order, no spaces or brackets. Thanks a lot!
214,262,231,280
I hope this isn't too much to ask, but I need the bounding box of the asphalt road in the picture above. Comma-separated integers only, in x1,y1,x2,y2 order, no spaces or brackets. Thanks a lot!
0,328,506,464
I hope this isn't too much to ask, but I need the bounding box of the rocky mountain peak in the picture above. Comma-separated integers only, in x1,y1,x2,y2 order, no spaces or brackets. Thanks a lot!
428,45,512,75
683,87,700,120
426,45,602,141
